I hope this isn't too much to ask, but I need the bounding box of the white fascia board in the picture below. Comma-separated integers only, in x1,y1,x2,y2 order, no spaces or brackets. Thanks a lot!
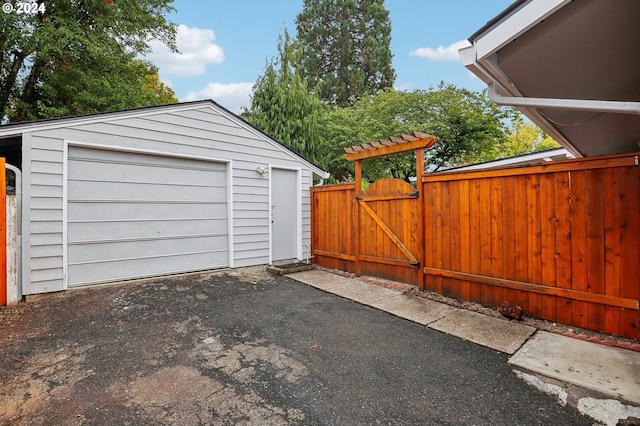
461,46,521,96
459,46,494,85
458,45,475,67
474,0,570,60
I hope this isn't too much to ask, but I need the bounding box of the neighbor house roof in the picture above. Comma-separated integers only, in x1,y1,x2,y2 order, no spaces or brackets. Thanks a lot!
460,0,640,158
444,148,574,172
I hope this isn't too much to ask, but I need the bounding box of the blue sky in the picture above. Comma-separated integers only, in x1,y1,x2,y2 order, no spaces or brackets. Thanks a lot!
145,0,514,113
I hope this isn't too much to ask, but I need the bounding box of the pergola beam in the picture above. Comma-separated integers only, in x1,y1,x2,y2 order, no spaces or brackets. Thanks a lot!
344,131,438,161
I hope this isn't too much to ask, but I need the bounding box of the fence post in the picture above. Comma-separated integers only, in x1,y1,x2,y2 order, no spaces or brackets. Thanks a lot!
416,148,425,289
354,159,362,276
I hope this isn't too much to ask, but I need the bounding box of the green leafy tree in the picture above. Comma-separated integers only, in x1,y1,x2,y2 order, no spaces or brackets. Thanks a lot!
500,114,561,156
141,66,179,106
295,0,395,107
320,84,511,181
242,29,326,163
1,0,177,122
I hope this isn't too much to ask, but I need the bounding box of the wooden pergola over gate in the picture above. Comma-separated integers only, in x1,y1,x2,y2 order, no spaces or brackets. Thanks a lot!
344,131,438,288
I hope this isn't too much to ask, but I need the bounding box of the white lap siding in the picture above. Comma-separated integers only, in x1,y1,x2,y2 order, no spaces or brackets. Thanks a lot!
22,135,66,294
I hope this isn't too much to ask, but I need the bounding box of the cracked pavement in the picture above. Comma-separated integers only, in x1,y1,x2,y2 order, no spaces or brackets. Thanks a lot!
0,270,594,425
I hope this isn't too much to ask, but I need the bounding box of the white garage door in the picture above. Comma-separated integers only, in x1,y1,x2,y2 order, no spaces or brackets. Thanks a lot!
67,146,229,287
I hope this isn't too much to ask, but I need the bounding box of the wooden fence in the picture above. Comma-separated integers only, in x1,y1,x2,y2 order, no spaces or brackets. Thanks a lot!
311,183,356,274
311,153,640,339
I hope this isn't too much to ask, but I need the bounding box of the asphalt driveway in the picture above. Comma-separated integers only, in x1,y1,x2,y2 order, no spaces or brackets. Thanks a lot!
0,269,592,425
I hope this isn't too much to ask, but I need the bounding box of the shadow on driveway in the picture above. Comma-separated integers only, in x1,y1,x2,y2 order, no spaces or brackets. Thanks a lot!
0,270,592,425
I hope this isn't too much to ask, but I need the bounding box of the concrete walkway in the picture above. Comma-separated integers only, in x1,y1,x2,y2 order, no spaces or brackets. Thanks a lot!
287,269,640,425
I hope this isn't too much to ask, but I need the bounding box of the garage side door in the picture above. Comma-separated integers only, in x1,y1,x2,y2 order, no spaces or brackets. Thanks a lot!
67,146,229,287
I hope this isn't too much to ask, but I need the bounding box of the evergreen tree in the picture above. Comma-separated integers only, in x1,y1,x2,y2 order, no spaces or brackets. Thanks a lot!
242,29,326,163
295,0,395,107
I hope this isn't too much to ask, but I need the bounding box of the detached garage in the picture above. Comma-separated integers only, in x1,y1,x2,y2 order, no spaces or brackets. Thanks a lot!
0,100,328,300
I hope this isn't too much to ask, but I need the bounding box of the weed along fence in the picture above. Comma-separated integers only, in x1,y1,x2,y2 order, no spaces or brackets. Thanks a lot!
311,134,640,339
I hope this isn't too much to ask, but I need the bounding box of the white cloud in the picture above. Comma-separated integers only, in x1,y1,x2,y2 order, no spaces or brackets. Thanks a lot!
393,82,415,92
146,24,224,77
409,40,471,62
182,82,254,114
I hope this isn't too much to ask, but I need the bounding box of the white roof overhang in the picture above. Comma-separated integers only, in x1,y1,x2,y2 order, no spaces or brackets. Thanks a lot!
461,0,640,157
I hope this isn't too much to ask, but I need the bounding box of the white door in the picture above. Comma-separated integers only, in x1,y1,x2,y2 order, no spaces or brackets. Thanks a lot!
67,146,229,286
271,168,298,261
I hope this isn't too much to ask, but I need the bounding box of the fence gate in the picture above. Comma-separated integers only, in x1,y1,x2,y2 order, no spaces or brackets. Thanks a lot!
356,178,422,285
344,132,438,287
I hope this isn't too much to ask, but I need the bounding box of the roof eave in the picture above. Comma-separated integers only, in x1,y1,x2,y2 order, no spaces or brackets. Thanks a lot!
460,44,585,158
469,0,570,59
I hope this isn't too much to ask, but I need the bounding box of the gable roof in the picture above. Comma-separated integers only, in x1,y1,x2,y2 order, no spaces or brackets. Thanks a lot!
460,0,640,158
0,100,329,179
